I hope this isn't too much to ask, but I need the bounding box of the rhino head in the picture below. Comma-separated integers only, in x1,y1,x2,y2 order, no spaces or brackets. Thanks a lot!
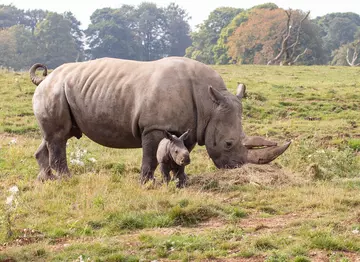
204,84,290,169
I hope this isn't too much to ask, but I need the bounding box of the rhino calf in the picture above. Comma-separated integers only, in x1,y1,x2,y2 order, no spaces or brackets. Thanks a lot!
156,130,190,187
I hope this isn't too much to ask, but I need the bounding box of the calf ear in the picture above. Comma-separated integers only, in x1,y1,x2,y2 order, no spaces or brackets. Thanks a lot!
179,129,190,141
164,130,174,141
208,85,226,105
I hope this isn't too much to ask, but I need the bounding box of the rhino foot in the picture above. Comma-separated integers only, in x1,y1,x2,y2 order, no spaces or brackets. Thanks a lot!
37,170,57,182
173,168,188,188
176,174,188,188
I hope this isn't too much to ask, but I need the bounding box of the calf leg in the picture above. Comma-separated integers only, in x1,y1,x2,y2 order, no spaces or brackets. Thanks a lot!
35,139,56,181
140,130,163,184
173,165,188,188
159,163,171,184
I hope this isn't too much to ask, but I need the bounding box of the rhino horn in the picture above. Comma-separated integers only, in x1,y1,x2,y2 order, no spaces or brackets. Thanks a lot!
236,83,246,99
243,136,278,149
246,141,291,164
29,63,48,86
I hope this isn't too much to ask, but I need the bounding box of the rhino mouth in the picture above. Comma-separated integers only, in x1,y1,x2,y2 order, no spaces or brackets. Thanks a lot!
214,158,245,169
179,159,190,166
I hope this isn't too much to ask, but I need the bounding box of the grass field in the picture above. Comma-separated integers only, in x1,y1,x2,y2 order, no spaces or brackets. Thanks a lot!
0,64,360,261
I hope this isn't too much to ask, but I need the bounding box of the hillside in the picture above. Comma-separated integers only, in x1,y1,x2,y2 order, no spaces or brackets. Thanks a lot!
0,65,360,261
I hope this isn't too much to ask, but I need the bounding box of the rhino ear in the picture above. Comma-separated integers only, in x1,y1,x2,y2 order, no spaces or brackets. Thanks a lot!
208,85,226,105
236,83,246,99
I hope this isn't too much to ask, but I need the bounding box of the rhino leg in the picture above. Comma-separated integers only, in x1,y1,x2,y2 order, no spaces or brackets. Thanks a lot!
159,163,171,184
34,97,73,179
47,138,71,178
35,139,56,181
140,131,163,184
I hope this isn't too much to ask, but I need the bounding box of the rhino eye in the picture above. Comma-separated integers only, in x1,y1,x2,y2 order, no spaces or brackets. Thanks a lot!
175,149,178,154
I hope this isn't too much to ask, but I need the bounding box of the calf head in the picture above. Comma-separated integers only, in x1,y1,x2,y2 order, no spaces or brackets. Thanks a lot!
165,130,191,166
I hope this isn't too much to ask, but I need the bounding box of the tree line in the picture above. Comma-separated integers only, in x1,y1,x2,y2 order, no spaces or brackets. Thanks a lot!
1,2,360,70
186,3,360,66
0,2,191,70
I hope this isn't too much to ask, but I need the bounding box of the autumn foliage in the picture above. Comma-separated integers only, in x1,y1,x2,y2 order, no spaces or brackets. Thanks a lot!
227,8,317,64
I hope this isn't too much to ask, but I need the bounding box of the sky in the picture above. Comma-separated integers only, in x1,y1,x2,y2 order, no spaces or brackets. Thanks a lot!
2,0,360,30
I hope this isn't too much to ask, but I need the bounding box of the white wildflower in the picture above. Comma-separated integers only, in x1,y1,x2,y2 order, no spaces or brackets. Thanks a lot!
74,149,87,159
6,195,14,206
70,159,84,166
88,157,97,163
9,138,17,145
6,185,19,208
352,229,359,234
9,185,19,194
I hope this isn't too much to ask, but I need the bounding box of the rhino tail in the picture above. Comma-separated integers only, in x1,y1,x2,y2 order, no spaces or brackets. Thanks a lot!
29,63,48,86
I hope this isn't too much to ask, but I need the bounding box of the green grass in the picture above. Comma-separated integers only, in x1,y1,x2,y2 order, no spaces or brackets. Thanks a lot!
0,65,360,261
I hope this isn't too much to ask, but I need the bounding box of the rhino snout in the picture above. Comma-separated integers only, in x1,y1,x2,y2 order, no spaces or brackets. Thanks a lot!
179,155,190,166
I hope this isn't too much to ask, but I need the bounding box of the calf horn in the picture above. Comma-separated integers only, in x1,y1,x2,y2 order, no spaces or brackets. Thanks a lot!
246,142,291,164
29,63,48,86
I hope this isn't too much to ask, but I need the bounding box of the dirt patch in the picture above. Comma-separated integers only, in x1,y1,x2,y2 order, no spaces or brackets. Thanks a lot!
0,228,45,251
237,212,303,233
203,257,266,262
309,250,360,262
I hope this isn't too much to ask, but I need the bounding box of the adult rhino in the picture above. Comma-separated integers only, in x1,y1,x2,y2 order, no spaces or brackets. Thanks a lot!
30,57,290,186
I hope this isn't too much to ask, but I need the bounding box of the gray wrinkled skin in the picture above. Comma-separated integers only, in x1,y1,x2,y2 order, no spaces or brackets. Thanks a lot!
30,57,290,187
156,130,190,187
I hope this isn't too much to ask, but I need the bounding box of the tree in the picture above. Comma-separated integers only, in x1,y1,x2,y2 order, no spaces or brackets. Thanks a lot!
163,3,191,57
227,8,324,65
86,6,140,60
23,9,47,35
314,12,360,63
135,2,167,61
214,3,278,64
331,39,360,66
345,40,360,66
86,2,191,61
267,10,311,65
0,25,37,70
185,7,242,64
0,5,86,70
0,4,24,29
64,11,84,61
35,12,80,68
0,27,17,67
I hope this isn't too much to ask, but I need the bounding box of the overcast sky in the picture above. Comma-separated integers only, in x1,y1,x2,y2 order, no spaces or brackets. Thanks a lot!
2,0,360,29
